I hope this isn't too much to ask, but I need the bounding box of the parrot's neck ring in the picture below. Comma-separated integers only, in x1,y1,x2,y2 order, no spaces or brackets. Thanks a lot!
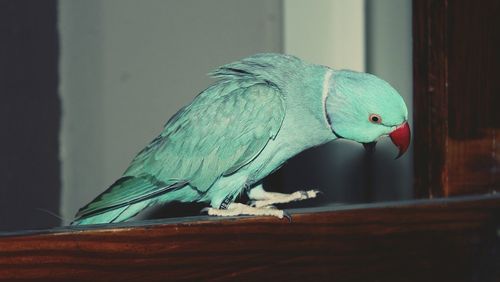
322,69,334,131
321,69,343,139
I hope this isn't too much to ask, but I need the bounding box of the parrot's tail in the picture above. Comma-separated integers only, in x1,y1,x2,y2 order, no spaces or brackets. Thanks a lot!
70,176,199,226
70,201,151,226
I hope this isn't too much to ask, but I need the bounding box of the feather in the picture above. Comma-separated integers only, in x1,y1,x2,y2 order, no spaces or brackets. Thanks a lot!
72,54,287,224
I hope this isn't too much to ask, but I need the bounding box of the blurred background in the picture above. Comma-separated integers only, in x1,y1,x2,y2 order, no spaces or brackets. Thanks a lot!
0,0,412,231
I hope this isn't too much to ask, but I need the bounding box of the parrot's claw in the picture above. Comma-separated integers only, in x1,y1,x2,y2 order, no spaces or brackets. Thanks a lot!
250,189,321,208
262,204,278,210
200,207,211,214
201,203,290,221
249,201,279,209
283,210,292,223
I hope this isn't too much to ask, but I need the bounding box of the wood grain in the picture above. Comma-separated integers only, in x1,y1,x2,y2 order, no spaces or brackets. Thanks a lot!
413,0,449,198
448,130,500,195
446,0,500,196
1,195,499,281
413,0,500,197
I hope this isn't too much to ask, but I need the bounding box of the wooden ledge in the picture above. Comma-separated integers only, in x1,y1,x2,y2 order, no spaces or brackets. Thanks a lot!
1,195,500,281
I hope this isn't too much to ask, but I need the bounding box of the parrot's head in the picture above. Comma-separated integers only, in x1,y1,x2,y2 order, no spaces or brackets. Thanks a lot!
326,70,410,158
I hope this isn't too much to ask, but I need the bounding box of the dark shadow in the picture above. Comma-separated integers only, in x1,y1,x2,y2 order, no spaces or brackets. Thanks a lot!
0,0,61,231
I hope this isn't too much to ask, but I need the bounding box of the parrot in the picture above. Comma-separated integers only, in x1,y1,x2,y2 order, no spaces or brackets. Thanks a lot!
71,53,410,225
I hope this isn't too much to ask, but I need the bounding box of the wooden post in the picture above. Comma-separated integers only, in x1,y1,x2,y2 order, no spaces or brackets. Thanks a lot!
413,0,500,198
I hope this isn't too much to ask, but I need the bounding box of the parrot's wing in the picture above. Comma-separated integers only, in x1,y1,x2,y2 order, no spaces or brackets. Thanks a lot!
132,79,286,189
75,79,285,220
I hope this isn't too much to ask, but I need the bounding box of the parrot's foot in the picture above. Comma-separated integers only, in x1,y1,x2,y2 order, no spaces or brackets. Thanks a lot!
201,203,291,221
249,189,321,208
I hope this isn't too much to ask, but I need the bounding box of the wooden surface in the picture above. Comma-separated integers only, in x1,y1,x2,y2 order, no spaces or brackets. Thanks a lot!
413,0,449,198
446,0,500,196
413,0,500,198
1,195,499,282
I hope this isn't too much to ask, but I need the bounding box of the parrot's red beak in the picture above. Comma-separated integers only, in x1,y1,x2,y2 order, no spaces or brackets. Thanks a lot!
389,122,410,159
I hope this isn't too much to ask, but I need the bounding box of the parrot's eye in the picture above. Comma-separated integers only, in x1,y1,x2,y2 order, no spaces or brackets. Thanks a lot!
369,114,382,124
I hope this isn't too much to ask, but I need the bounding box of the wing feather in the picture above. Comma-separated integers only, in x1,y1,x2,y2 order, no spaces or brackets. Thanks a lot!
75,78,285,219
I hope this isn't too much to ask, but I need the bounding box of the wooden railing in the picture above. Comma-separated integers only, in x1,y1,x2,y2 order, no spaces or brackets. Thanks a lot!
1,194,499,281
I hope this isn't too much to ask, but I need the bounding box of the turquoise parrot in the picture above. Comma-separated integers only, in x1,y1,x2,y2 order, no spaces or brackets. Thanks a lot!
72,53,410,225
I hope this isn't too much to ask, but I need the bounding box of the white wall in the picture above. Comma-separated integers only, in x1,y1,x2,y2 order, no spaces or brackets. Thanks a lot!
58,0,283,224
284,0,365,71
